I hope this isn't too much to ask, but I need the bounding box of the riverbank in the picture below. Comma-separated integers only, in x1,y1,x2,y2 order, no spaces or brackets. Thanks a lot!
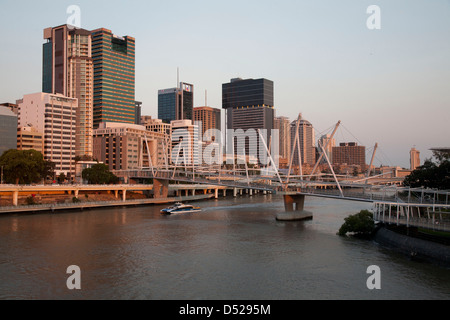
373,225,450,268
0,194,215,215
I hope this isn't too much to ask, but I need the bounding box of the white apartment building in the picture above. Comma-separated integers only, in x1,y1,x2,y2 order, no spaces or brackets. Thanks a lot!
171,120,200,166
17,92,78,179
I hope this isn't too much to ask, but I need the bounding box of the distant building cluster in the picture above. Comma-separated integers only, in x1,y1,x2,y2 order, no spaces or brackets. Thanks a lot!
0,23,429,183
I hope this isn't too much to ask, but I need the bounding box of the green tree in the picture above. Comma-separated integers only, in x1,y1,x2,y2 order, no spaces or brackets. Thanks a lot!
404,154,450,190
43,160,56,183
58,172,66,184
0,149,47,185
338,210,375,237
82,163,119,185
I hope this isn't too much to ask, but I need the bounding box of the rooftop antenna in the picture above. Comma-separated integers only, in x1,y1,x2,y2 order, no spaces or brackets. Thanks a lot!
177,67,179,88
205,90,207,106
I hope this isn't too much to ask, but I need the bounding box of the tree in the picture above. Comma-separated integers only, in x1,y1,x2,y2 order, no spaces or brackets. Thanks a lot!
58,172,66,184
82,163,119,185
43,160,56,183
404,153,450,190
0,149,47,185
338,210,375,237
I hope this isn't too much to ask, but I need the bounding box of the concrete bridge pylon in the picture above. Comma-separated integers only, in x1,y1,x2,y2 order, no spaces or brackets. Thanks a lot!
276,194,313,222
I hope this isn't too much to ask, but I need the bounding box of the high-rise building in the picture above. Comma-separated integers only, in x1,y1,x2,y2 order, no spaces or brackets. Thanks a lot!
222,78,275,164
332,142,366,168
274,116,291,162
17,126,44,153
135,101,142,125
410,148,421,171
290,118,316,166
43,25,94,158
193,106,221,138
0,107,18,156
17,93,77,179
91,28,136,128
158,82,194,123
171,120,200,165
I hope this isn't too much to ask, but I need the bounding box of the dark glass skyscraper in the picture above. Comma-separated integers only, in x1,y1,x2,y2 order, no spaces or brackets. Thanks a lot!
158,82,194,123
0,107,18,156
222,78,275,164
222,78,274,110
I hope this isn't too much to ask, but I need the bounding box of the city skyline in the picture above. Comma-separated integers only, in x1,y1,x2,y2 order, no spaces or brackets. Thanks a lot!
1,0,449,168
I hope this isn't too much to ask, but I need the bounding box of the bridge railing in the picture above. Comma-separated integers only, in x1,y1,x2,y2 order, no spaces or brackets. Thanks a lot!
115,169,278,191
288,186,398,202
373,201,450,232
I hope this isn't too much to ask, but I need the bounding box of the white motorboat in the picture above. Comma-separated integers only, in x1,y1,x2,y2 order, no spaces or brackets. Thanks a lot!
160,202,201,215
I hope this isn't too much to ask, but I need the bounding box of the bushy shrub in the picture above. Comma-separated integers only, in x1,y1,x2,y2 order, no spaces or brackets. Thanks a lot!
72,197,81,203
338,210,375,237
25,196,36,205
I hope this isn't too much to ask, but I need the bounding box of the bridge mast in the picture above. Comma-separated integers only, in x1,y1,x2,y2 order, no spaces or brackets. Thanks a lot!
319,139,344,197
287,113,303,185
309,120,341,181
144,134,155,176
258,129,283,185
365,143,378,184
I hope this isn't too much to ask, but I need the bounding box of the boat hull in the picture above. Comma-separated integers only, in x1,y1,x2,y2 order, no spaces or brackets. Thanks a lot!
160,205,201,215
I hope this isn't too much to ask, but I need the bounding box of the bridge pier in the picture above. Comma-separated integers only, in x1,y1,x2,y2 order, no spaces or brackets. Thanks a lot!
153,179,169,199
276,194,313,222
12,191,18,206
215,189,219,199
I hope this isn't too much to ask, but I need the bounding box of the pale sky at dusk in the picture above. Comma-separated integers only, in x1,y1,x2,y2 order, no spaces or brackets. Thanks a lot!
0,0,449,168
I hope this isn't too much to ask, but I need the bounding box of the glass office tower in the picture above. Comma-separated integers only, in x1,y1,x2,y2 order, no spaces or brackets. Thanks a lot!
222,78,275,164
0,107,18,156
158,82,194,123
91,28,136,128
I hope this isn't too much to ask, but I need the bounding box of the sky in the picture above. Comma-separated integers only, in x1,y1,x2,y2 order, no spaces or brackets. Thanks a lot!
0,0,449,168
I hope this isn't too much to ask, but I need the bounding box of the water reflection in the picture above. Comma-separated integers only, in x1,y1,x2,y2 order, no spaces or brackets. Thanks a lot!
0,194,449,300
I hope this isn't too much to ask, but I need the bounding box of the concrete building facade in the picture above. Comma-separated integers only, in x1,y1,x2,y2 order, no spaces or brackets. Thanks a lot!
332,142,366,168
17,126,44,153
410,148,421,171
17,92,78,178
290,118,316,166
93,122,165,171
274,116,291,163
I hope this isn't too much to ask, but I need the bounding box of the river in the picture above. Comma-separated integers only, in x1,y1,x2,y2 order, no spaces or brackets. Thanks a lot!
0,194,449,300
